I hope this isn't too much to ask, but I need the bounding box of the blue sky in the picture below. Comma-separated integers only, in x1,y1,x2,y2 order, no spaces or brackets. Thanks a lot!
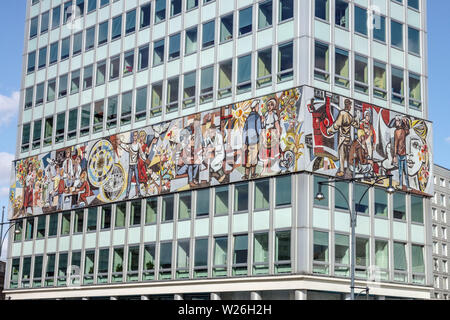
0,1,448,230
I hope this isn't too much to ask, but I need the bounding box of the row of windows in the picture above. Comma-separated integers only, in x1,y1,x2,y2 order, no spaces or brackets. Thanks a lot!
13,177,292,242
433,258,449,275
432,224,448,241
21,43,294,152
315,0,421,57
27,0,294,75
313,176,425,223
433,193,449,208
312,229,426,284
314,42,422,109
433,241,448,257
10,229,291,288
431,208,447,224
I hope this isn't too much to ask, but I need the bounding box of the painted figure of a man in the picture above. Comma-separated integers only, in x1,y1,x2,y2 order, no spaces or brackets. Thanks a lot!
326,99,360,177
243,100,262,179
393,116,410,190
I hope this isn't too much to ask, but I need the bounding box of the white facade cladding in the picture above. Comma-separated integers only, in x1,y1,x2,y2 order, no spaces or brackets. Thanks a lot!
5,0,432,300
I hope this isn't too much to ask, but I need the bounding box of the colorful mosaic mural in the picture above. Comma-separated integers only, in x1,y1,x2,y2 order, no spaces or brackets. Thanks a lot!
8,85,433,219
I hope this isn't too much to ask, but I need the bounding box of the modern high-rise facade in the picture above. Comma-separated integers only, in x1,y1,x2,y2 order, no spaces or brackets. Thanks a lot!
431,164,450,300
4,0,433,300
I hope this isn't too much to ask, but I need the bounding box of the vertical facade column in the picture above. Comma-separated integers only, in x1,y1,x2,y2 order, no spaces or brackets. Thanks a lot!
294,289,307,300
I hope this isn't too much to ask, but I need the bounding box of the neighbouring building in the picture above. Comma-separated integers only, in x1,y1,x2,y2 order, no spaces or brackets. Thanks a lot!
4,0,433,300
431,164,450,300
0,260,6,300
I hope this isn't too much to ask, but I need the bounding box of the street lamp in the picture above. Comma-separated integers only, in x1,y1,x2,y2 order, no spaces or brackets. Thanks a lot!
0,206,21,261
314,174,395,300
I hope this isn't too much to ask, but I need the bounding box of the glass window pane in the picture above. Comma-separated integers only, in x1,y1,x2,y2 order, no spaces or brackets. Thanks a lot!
196,189,210,216
234,183,248,212
411,195,424,223
254,179,270,210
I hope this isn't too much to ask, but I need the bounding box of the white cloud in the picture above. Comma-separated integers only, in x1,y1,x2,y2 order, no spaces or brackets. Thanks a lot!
0,91,20,127
0,152,14,186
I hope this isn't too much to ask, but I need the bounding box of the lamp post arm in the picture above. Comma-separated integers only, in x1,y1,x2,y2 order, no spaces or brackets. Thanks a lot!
0,223,17,259
319,181,351,210
356,175,392,208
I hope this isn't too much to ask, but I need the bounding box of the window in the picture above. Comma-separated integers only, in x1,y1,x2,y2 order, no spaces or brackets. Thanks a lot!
159,242,172,279
45,254,56,286
176,192,190,220
408,0,419,10
58,74,68,98
63,1,73,23
61,37,70,60
135,86,147,121
127,246,140,281
254,179,270,210
335,0,349,29
126,9,136,34
170,0,181,16
97,248,109,283
82,65,93,90
194,238,208,277
196,189,209,217
43,117,53,146
234,183,248,212
239,7,252,36
183,71,196,108
335,234,350,277
38,47,47,69
315,0,329,21
354,54,368,93
233,234,248,276
33,256,43,287
73,31,82,55
36,215,46,238
394,242,407,282
313,230,329,274
121,91,132,125
111,15,122,40
354,6,367,35
176,240,190,279
169,33,181,60
14,222,23,242
71,69,80,94
155,0,166,23
200,66,214,103
101,205,112,229
220,14,233,42
106,96,117,129
373,61,387,99
392,67,405,105
57,253,68,286
30,17,38,38
10,259,20,288
275,230,291,273
373,14,386,42
22,257,32,287
408,26,420,55
409,73,421,109
279,0,294,21
237,54,252,93
85,26,95,50
215,185,229,215
124,50,135,75
167,77,179,113
375,240,389,280
258,0,272,29
33,119,42,149
145,198,157,224
162,195,174,221
151,82,163,117
80,104,91,136
354,183,369,214
275,175,291,206
355,238,369,278
411,195,423,223
253,233,269,275
393,192,406,220
61,212,70,235
110,55,120,80
24,87,33,109
334,181,349,211
143,244,156,280
186,0,198,11
138,45,149,70
185,27,197,54
314,41,329,82
93,100,104,132
50,42,58,64
87,207,97,231
278,42,293,82
98,20,109,45
96,60,106,86
153,39,165,66
374,188,388,216
314,176,328,207
52,6,61,29
25,218,34,240
35,83,44,105
218,59,232,98
130,200,142,226
335,48,349,88
140,3,151,29
213,236,227,277
83,250,95,284
27,51,36,73
256,48,272,88
115,202,126,228
111,248,123,282
391,20,403,49
74,210,84,233
202,20,215,48
55,112,66,143
87,0,97,13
